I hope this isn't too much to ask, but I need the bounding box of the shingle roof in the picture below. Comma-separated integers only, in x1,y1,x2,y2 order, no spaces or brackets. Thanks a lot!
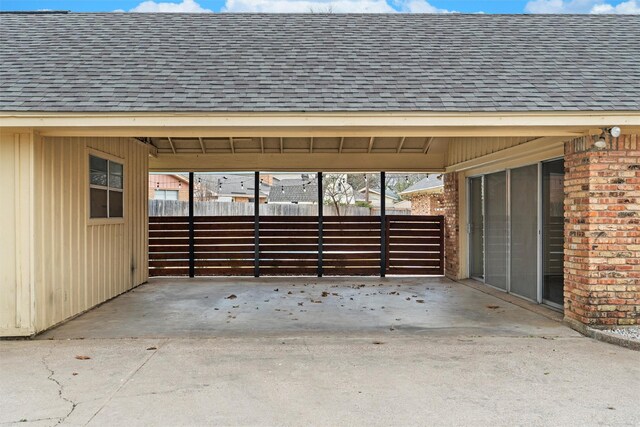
1,13,639,113
268,178,318,203
197,174,270,198
400,175,443,195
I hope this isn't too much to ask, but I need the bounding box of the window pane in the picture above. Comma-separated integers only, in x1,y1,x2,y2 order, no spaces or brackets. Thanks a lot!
109,190,124,218
90,155,108,187
90,188,108,218
109,161,123,189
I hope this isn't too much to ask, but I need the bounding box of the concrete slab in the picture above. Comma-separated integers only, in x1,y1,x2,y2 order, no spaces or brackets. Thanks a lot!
1,335,639,426
38,277,575,339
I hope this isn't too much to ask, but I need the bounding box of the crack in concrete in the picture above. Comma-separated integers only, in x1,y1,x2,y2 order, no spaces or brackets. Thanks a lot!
0,416,61,425
42,347,78,426
83,340,166,426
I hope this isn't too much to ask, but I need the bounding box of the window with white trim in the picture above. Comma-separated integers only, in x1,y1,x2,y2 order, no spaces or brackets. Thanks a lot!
89,155,124,218
154,190,179,201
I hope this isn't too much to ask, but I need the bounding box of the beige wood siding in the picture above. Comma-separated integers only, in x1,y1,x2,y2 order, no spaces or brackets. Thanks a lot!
31,136,148,333
446,137,534,167
0,131,34,336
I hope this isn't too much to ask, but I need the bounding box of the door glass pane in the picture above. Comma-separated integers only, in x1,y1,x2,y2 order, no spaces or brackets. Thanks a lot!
510,165,539,301
469,177,484,278
542,160,565,306
485,172,507,290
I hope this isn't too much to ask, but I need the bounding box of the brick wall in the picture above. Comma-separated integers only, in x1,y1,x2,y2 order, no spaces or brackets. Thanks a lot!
443,173,460,280
564,134,640,326
410,193,445,215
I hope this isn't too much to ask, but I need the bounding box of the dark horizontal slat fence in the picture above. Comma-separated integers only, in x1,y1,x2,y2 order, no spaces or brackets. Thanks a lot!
386,215,445,276
323,216,382,276
149,217,190,276
259,216,318,276
149,215,444,277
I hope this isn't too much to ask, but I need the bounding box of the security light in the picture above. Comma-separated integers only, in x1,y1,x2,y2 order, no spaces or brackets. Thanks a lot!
594,139,607,149
610,126,621,138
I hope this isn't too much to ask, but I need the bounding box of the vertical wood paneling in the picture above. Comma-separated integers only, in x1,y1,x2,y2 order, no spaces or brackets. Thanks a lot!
446,137,533,167
0,132,34,336
30,136,148,333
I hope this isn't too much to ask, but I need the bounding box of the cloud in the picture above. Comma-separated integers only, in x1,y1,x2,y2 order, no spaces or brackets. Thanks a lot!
591,0,640,12
119,0,452,13
222,0,453,13
126,0,213,12
525,0,640,13
222,0,393,12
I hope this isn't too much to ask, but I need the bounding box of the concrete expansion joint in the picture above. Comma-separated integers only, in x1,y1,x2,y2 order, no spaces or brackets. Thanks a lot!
41,347,78,425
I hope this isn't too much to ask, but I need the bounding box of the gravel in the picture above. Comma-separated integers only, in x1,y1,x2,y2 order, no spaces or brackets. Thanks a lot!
607,327,640,341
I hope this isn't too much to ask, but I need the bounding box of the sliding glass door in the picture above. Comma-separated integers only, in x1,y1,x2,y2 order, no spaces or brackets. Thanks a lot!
468,159,565,309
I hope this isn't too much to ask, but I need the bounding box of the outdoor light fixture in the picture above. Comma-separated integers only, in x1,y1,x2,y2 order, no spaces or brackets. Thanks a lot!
302,184,306,192
178,182,182,189
610,126,621,138
594,138,607,149
240,181,244,189
156,182,159,189
281,186,285,194
594,126,621,150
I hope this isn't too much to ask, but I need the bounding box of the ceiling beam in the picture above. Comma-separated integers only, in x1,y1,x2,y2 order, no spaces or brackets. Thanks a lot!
423,137,435,154
198,137,206,154
397,136,407,154
150,152,447,173
167,136,176,154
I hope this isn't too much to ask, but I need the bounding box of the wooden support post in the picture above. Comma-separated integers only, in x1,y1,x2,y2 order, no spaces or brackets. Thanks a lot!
254,171,260,278
317,172,323,278
380,171,386,278
188,172,195,278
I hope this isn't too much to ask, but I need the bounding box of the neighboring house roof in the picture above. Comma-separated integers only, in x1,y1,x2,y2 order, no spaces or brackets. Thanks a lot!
1,13,639,112
268,178,318,203
198,174,270,198
358,187,400,201
150,173,189,184
400,175,444,197
394,200,412,209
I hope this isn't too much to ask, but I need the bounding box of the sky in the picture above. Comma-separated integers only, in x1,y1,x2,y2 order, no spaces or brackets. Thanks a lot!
1,0,639,14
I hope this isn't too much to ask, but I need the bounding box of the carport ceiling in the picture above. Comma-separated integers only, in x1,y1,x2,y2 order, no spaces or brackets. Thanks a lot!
145,136,440,155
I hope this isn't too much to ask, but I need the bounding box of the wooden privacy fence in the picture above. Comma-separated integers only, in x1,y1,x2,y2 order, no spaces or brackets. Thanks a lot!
149,215,444,277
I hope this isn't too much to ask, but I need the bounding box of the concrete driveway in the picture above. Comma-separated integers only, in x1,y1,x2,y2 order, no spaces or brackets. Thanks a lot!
1,278,639,426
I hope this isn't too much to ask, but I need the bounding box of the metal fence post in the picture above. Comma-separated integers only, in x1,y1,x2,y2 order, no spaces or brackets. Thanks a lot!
254,171,260,278
380,171,386,277
188,171,195,278
317,172,323,277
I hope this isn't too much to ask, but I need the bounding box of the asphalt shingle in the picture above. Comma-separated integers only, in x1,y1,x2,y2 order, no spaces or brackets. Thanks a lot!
0,12,639,113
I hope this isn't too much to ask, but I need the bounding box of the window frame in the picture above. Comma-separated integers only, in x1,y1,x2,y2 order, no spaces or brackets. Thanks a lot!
87,149,125,225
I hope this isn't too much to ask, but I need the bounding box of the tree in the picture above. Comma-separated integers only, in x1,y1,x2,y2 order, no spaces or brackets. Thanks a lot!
322,173,356,216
